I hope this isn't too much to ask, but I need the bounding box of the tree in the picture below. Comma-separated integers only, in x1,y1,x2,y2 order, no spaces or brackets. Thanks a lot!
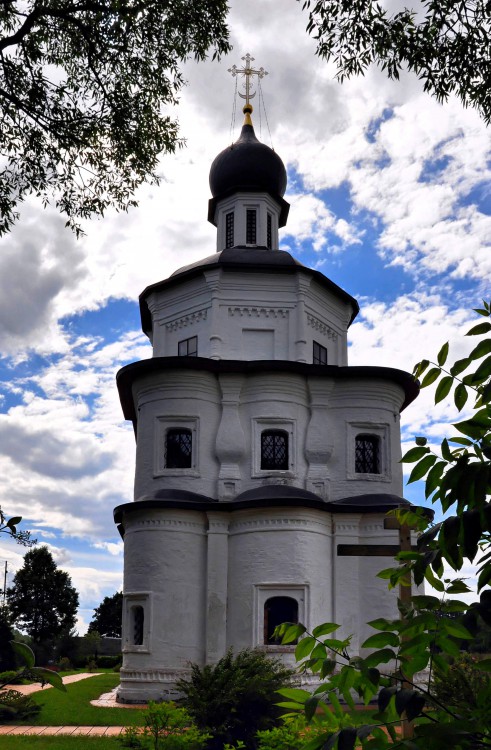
0,508,35,547
0,1,230,236
88,591,122,637
275,301,491,750
301,0,491,124
7,546,79,648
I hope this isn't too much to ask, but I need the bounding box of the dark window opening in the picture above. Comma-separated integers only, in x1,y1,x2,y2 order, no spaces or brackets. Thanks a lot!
261,429,289,470
355,434,380,474
225,212,234,249
264,596,299,644
313,341,328,365
131,605,144,646
165,428,193,469
267,213,272,249
178,336,198,357
246,209,257,244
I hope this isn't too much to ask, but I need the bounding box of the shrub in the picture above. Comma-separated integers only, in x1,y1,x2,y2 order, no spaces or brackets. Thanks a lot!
56,656,72,671
0,689,41,722
86,658,98,672
0,670,21,686
432,653,490,711
177,649,294,750
120,701,210,750
97,655,121,668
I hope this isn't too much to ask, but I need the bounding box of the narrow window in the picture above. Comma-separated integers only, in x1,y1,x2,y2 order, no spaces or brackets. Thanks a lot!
246,209,257,244
165,428,193,469
313,341,327,365
264,597,298,644
267,213,272,249
261,429,288,470
178,335,198,357
225,212,234,249
355,434,380,474
130,605,144,646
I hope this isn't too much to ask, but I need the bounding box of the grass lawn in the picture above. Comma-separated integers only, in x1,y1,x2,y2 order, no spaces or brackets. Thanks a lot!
0,738,120,750
20,674,144,727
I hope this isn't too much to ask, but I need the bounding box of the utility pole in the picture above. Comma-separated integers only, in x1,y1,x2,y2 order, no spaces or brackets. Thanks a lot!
3,560,7,605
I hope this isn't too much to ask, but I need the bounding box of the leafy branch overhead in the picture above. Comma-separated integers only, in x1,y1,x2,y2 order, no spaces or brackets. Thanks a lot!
0,507,36,546
0,0,231,235
301,0,491,124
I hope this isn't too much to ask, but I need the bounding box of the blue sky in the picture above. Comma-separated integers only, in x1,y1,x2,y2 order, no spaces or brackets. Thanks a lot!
0,0,489,632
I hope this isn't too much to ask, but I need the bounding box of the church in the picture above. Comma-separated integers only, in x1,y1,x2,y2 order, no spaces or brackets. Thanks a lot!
113,58,420,703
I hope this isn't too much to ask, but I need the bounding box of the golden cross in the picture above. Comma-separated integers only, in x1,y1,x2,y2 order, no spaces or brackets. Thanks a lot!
228,53,268,108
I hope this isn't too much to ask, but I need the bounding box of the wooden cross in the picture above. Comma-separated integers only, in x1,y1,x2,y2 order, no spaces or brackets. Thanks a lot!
337,518,415,738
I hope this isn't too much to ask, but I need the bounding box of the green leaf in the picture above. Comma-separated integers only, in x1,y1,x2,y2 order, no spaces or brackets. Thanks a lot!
450,357,471,376
441,621,473,639
425,461,446,498
469,338,491,360
424,567,445,592
295,636,316,660
378,686,397,712
474,354,491,380
364,648,396,668
435,375,453,404
466,322,491,336
10,641,35,669
277,687,312,702
310,642,327,660
441,437,453,461
30,667,67,692
320,658,336,678
415,436,427,446
366,618,397,631
408,454,437,483
437,342,449,366
454,382,468,411
280,623,306,644
475,658,491,671
402,446,430,463
445,579,471,594
304,695,319,721
312,622,339,638
6,516,22,528
338,728,357,750
362,632,399,649
421,367,441,387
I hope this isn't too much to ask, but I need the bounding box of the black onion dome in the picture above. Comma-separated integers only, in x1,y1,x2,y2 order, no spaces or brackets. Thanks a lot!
209,122,287,199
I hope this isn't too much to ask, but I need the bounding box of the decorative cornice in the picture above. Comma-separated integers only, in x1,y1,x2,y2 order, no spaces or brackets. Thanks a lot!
306,313,338,340
228,306,289,318
120,669,190,683
127,518,205,532
165,309,207,331
229,517,330,534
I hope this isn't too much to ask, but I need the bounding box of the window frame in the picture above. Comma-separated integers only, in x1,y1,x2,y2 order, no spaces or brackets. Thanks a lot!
246,208,257,245
264,596,299,645
313,340,328,365
155,417,200,477
253,584,309,651
347,422,390,481
165,427,193,469
260,429,289,471
252,418,296,478
225,211,234,249
178,335,198,357
122,593,151,653
355,433,381,474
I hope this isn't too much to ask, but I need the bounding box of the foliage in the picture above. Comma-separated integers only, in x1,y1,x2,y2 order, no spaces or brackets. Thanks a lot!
0,0,230,236
121,702,210,750
0,508,35,547
177,649,295,750
432,653,490,712
0,738,122,749
274,302,491,750
301,0,491,124
256,717,327,750
0,610,17,671
7,546,79,649
88,592,123,638
0,688,41,723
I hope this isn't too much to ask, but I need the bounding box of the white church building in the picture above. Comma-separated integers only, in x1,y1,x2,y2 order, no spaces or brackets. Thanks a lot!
113,64,420,703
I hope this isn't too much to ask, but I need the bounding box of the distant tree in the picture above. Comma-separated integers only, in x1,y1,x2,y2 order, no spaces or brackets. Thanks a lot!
88,592,122,638
0,507,36,547
0,1,230,236
7,547,79,649
0,608,17,671
302,0,491,124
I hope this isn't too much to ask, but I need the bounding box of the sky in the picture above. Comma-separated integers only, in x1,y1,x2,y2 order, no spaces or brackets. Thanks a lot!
0,0,489,634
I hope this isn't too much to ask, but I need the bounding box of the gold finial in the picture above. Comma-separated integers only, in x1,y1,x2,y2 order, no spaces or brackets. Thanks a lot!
228,53,268,124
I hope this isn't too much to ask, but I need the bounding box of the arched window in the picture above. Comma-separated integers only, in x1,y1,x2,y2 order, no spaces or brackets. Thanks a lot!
355,434,380,474
165,428,192,469
261,429,288,470
264,596,298,644
130,605,144,646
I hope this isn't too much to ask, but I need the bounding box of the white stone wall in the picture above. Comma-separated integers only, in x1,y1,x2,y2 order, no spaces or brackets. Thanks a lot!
131,368,405,503
147,267,350,365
